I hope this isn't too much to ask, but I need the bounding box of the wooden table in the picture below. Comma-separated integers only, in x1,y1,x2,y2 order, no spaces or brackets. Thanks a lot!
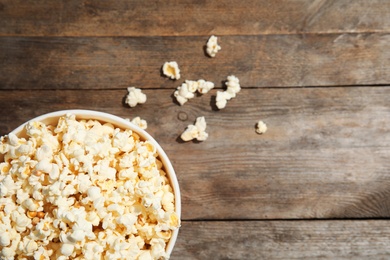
1,1,390,259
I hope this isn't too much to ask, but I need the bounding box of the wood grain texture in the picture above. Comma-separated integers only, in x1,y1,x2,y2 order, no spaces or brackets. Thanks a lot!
1,33,389,90
0,0,389,36
171,220,390,259
1,87,390,219
2,1,390,258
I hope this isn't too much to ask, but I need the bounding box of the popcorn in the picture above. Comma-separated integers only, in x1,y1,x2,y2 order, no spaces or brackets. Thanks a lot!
1,246,15,259
23,198,39,212
0,113,180,259
117,213,137,233
181,116,209,142
139,250,153,260
126,87,147,108
174,79,214,105
33,246,51,260
60,243,74,256
206,35,222,58
216,75,241,109
225,75,241,98
256,120,267,134
22,238,38,255
162,61,181,80
2,175,17,198
173,81,195,106
36,144,53,161
0,232,10,247
150,238,169,259
197,79,215,94
2,198,17,215
0,183,8,197
131,116,148,130
162,187,175,212
83,241,104,260
11,211,31,232
215,91,231,110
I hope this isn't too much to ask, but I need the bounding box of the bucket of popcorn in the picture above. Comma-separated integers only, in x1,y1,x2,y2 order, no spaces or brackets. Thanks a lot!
0,110,181,259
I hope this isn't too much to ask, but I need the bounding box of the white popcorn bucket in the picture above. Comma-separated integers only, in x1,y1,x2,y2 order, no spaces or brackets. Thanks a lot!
3,109,181,257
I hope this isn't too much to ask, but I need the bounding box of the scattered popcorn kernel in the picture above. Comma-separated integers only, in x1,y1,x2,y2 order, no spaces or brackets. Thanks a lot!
215,75,241,109
174,79,214,106
162,61,181,80
256,120,267,134
181,117,209,142
173,81,196,106
125,87,147,108
215,91,231,110
225,75,241,98
206,35,221,58
197,79,215,94
185,80,199,93
0,113,180,259
131,116,148,130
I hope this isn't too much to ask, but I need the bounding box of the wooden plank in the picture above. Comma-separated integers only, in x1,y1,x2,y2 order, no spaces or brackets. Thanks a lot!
1,33,390,90
0,0,389,36
171,220,390,259
1,87,390,219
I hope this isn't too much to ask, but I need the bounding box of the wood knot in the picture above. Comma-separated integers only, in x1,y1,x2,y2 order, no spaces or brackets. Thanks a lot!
178,111,188,121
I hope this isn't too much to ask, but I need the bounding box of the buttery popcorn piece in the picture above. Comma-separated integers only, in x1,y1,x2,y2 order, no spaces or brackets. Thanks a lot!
0,113,180,259
126,87,147,108
181,117,209,142
256,120,267,134
162,61,181,80
206,35,221,58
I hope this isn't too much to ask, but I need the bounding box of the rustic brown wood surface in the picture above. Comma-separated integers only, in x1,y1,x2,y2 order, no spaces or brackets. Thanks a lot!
1,0,390,259
1,34,390,89
0,0,389,36
172,220,390,259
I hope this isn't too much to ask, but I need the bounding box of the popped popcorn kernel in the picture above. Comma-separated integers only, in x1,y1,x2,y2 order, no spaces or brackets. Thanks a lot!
131,117,148,130
206,35,221,58
256,120,267,134
0,113,180,259
181,117,209,142
162,61,181,80
126,87,147,108
215,75,241,109
173,79,214,106
173,81,195,106
225,75,241,98
197,79,215,94
215,91,231,110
